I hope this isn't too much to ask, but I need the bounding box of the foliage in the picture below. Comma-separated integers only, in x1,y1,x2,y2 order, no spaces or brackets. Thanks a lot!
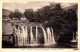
9,9,22,20
9,11,13,19
23,9,35,22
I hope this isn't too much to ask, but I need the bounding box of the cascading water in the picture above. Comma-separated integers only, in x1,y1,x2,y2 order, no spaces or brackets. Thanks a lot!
40,26,47,44
36,26,38,44
14,25,56,46
30,26,35,44
47,27,53,44
51,27,56,44
71,32,77,42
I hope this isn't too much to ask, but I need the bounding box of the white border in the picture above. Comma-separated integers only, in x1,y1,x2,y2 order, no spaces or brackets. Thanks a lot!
0,0,80,52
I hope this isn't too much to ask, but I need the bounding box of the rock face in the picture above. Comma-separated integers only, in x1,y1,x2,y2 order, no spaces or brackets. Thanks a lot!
2,21,13,35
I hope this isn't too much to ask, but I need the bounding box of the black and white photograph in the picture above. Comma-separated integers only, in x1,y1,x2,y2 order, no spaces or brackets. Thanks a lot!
2,2,78,48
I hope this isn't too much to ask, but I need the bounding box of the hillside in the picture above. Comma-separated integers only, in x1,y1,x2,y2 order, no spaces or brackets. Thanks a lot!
2,9,11,19
63,4,78,12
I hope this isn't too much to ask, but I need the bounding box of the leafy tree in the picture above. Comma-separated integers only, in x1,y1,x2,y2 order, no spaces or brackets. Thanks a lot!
13,9,22,20
23,9,35,22
43,3,77,41
9,9,22,20
44,3,62,26
34,3,62,22
65,9,77,38
34,8,46,22
9,11,13,20
59,9,77,32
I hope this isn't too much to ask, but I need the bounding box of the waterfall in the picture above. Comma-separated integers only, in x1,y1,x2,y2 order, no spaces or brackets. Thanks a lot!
40,26,47,44
47,27,52,44
71,32,77,42
20,26,24,46
51,27,56,44
36,26,38,44
30,26,35,44
14,25,56,46
13,26,18,46
46,27,56,44
25,26,28,45
23,26,28,46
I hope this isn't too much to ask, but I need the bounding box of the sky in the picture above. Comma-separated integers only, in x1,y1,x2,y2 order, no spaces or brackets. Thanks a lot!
2,2,77,13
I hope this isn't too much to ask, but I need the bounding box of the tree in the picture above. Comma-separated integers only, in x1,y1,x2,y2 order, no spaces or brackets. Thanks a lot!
23,9,35,22
34,3,62,22
34,8,46,22
44,3,62,26
43,3,77,42
60,9,77,32
9,11,13,20
13,9,22,20
65,9,77,39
